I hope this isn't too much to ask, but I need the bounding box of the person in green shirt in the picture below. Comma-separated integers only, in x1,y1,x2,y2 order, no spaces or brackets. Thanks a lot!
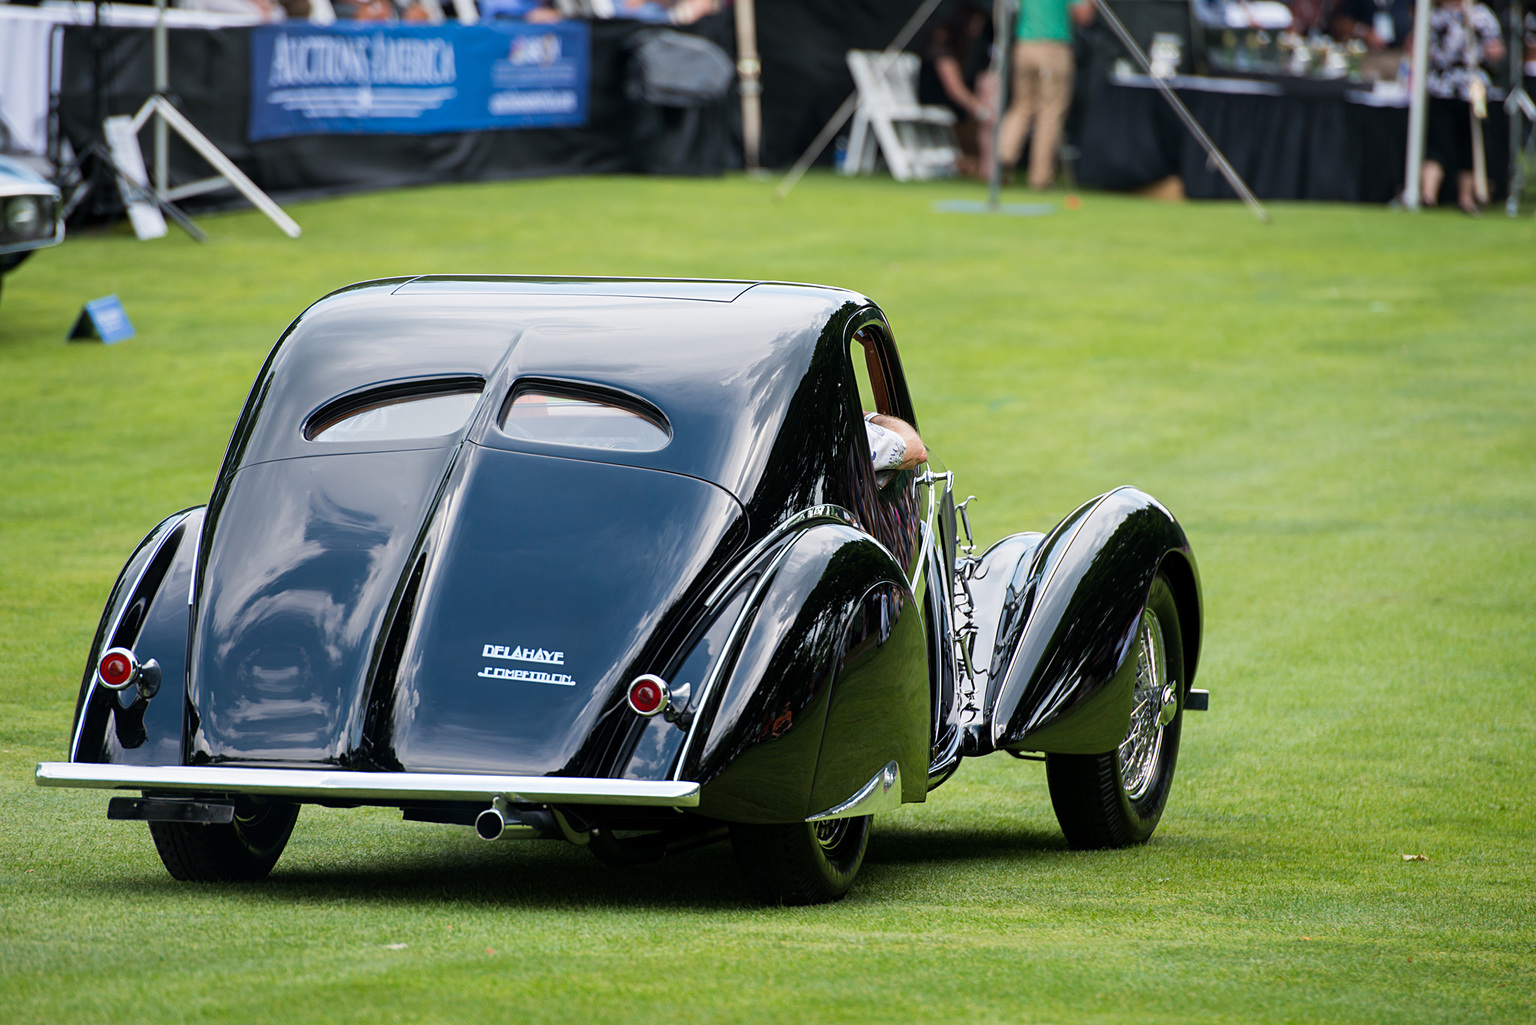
998,0,1095,189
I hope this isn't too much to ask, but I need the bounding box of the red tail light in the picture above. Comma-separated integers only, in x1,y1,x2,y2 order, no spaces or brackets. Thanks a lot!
98,647,138,690
626,675,670,717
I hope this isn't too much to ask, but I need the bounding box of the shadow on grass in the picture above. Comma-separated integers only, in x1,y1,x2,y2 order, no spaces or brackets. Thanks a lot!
867,823,1067,866
76,823,1075,912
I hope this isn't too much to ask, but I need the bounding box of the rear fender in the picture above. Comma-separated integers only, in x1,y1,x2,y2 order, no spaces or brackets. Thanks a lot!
683,523,928,823
70,508,204,765
983,487,1200,754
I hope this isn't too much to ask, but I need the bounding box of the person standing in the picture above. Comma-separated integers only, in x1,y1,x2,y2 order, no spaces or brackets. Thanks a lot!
918,0,998,178
998,0,1094,189
1420,0,1505,213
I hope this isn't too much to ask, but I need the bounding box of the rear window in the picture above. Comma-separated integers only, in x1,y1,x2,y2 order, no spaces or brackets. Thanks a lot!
499,386,669,452
307,381,482,443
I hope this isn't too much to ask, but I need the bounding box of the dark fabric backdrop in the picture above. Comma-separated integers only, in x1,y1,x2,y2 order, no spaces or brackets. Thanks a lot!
754,0,932,167
59,2,1474,210
57,17,741,219
56,2,936,215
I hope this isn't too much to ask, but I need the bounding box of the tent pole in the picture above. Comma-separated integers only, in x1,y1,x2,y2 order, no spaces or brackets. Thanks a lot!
986,0,1015,212
153,0,168,196
1404,0,1433,209
735,0,763,172
1505,0,1525,216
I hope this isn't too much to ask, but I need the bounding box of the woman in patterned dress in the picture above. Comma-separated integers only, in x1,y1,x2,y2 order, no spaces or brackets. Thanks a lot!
1420,0,1506,212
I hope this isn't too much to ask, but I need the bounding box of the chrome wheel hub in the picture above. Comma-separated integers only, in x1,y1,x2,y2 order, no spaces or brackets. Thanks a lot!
814,818,850,851
1119,607,1171,801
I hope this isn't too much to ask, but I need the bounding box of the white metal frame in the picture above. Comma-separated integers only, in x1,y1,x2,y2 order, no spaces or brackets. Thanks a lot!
841,49,959,182
143,0,300,238
129,95,300,238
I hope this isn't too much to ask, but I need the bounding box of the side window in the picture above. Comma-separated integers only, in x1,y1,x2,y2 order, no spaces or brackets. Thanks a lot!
849,327,891,417
498,384,670,452
307,381,483,443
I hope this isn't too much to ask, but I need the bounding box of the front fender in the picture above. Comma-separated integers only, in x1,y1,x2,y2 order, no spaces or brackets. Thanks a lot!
69,508,204,765
986,487,1200,754
685,523,928,823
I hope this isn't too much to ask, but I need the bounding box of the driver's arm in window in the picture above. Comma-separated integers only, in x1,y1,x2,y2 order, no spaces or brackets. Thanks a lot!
864,412,927,472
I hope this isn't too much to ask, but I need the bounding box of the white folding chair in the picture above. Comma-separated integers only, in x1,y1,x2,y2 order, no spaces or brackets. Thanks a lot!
841,49,958,181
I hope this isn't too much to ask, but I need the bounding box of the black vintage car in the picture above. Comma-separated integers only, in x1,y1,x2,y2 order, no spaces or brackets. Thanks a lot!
38,277,1206,905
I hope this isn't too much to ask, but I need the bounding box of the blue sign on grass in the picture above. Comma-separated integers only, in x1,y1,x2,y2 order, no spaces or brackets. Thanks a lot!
68,295,135,344
248,22,589,142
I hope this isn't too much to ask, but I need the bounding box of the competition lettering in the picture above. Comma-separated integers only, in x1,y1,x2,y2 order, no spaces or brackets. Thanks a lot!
477,666,576,686
478,643,573,685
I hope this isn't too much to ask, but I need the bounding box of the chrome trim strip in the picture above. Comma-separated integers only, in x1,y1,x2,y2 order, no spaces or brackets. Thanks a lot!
703,504,859,610
910,505,937,597
186,515,202,606
35,763,700,807
901,467,951,622
805,760,902,821
0,225,65,257
68,510,197,762
671,539,800,781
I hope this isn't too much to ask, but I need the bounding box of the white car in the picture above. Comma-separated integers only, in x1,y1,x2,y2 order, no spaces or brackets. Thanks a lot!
0,155,64,302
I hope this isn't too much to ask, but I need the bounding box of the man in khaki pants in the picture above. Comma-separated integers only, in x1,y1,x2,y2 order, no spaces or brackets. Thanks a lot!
999,0,1094,189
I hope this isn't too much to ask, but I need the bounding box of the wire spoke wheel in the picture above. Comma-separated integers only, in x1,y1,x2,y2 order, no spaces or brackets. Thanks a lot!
1118,607,1169,801
1045,572,1186,849
813,817,851,851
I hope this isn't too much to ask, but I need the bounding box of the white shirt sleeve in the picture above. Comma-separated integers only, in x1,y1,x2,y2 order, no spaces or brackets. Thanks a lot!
865,417,906,472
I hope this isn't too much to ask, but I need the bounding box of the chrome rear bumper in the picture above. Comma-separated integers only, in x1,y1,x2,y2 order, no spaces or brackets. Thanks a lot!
35,762,699,808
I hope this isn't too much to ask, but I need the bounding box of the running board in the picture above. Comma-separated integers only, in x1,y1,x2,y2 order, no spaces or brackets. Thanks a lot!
1186,689,1209,712
36,763,700,808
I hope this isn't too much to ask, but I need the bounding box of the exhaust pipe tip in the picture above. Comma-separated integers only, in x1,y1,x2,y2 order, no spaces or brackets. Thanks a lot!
475,806,507,841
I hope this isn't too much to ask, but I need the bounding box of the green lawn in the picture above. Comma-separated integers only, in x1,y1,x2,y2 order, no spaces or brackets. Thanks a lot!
1,175,1532,1023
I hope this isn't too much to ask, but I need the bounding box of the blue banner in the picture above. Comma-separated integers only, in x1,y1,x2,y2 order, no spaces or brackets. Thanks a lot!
248,22,589,142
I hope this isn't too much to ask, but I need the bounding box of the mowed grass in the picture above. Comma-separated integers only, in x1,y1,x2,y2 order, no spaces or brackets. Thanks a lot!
1,174,1532,1024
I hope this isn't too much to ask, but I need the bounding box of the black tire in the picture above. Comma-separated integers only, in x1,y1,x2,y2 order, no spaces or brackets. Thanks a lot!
0,250,28,302
729,815,871,905
1046,573,1184,849
148,799,299,882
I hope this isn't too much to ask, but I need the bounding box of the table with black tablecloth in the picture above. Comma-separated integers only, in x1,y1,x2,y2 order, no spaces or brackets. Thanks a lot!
1076,72,1509,204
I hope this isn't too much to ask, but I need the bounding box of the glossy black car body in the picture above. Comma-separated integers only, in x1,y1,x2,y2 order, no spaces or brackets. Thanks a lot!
39,277,1206,903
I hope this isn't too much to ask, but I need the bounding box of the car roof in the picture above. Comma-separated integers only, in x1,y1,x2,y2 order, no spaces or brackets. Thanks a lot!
224,276,878,499
391,276,762,302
